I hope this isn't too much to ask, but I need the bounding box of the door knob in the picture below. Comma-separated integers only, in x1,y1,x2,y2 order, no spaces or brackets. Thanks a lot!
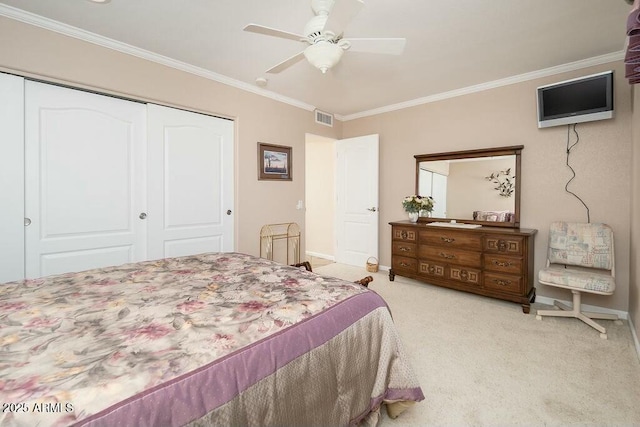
24,217,31,226
226,210,232,215
367,207,377,212
139,212,147,219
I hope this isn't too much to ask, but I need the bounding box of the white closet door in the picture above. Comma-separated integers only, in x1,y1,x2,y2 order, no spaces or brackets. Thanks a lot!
0,73,25,283
147,104,234,259
24,82,147,278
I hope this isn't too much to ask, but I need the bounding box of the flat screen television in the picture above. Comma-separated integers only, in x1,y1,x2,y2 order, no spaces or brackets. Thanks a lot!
536,71,614,128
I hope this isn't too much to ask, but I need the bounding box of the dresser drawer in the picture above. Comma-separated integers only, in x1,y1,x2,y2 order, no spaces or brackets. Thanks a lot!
484,272,523,294
393,227,417,242
418,229,482,251
449,266,481,286
484,236,524,255
484,254,523,275
418,246,482,268
417,260,446,279
392,256,417,273
392,241,417,257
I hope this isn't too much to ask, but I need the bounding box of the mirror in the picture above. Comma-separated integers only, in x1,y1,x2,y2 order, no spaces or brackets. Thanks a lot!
415,145,523,228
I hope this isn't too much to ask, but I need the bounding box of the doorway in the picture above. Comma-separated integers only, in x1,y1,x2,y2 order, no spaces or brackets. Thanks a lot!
305,134,336,268
304,133,379,269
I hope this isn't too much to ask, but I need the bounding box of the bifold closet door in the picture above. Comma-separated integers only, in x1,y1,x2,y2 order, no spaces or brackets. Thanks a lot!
24,81,147,278
146,104,234,259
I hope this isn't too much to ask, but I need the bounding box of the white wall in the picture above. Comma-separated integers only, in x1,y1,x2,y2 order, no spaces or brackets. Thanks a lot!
342,61,633,312
631,84,639,342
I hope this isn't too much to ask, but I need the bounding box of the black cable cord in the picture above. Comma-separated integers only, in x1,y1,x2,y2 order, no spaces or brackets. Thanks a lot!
564,123,590,223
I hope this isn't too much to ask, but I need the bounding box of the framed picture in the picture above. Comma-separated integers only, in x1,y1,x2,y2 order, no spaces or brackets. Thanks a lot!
258,142,292,181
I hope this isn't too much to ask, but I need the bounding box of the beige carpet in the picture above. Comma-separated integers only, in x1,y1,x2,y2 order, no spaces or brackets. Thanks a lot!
314,263,640,427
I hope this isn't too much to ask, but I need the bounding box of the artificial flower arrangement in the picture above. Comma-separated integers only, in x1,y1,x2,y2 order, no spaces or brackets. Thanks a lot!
402,195,435,213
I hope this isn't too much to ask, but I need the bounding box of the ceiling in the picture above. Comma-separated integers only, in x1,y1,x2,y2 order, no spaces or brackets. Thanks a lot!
0,0,632,119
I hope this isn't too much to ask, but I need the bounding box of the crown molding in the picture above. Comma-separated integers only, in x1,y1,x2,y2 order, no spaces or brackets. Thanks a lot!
1,4,625,122
337,50,626,122
0,4,316,112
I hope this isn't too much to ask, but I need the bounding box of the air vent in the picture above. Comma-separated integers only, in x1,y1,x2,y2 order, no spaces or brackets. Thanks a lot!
315,110,334,127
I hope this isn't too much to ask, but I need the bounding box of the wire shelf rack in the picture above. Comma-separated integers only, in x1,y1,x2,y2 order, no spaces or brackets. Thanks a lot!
259,222,301,265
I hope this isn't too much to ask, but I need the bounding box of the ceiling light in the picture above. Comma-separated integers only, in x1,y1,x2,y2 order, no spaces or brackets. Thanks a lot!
303,41,344,74
87,0,111,3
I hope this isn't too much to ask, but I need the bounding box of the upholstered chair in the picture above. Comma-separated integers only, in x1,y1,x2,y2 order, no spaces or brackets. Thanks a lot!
536,222,619,339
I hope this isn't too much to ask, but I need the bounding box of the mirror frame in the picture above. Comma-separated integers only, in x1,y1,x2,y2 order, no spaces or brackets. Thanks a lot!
415,145,523,228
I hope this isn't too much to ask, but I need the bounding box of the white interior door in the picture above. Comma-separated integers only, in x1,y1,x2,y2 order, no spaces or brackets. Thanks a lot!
147,104,234,259
24,82,147,278
0,73,25,283
335,134,379,267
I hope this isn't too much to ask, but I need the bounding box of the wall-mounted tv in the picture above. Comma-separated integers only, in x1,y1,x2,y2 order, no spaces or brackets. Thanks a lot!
536,71,613,128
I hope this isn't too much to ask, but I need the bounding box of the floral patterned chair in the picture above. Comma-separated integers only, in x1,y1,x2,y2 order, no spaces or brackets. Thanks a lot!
536,222,619,339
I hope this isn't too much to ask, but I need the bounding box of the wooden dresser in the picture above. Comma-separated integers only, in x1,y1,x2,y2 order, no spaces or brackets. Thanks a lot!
389,221,537,313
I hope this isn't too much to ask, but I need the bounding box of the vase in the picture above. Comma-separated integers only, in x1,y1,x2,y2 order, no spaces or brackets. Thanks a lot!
408,212,419,223
419,210,431,218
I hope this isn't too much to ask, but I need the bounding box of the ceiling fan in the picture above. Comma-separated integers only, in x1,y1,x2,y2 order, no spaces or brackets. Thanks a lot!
243,0,406,74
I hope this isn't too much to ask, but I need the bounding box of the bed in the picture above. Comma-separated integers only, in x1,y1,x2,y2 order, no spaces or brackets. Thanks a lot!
0,252,423,426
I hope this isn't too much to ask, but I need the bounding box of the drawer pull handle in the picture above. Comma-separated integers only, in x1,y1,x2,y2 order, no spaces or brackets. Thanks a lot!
400,230,408,239
493,279,512,286
459,270,469,281
497,240,507,251
428,265,436,274
441,237,455,243
440,252,456,259
399,262,409,267
492,260,512,267
399,246,411,252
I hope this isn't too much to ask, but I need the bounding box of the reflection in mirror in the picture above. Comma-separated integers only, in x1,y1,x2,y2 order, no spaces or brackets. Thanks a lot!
415,146,522,227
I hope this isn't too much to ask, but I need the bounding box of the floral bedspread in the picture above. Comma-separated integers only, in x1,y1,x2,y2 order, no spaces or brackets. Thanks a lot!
0,252,372,426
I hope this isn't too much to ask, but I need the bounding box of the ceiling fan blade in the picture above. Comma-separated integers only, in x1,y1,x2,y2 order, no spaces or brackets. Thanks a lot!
266,51,306,73
243,24,305,42
323,0,364,36
346,38,407,55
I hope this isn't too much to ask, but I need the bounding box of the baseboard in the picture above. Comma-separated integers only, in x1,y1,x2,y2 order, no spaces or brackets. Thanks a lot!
629,316,640,363
305,251,335,261
534,295,629,320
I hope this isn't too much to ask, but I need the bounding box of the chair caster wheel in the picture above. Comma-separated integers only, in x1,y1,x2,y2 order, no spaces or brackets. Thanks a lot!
600,333,607,339
536,315,542,321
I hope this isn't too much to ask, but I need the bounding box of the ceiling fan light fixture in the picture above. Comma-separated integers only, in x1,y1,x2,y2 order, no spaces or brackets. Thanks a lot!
244,0,404,75
304,41,344,73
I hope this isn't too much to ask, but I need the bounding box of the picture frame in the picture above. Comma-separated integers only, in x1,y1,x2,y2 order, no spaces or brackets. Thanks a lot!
258,142,292,181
